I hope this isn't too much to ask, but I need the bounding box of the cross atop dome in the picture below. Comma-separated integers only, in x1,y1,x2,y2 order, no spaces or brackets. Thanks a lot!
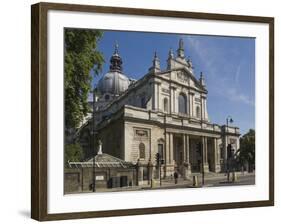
113,42,119,55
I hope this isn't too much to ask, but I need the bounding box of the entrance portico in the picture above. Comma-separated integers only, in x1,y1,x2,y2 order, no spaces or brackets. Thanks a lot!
164,130,222,178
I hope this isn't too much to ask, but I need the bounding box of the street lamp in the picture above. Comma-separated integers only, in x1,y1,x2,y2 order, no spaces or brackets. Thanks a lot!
92,89,96,192
225,115,234,182
226,115,233,127
155,152,162,186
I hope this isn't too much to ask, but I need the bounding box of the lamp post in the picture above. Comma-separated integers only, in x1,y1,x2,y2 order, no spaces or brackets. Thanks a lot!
92,89,96,192
155,152,162,186
226,115,233,128
225,116,233,182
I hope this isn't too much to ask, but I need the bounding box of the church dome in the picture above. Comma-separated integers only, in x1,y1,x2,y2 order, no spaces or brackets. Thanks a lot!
97,43,130,95
97,71,130,95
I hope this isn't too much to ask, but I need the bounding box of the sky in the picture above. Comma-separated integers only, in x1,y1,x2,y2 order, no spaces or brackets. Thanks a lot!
90,30,255,135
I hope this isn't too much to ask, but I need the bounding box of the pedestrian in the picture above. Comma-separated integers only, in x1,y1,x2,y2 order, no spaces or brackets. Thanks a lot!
173,171,178,184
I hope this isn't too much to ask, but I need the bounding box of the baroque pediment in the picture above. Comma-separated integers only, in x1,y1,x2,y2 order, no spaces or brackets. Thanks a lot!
175,69,206,92
176,70,189,84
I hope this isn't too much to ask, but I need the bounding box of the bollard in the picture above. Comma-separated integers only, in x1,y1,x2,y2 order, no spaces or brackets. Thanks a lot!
227,172,230,182
232,172,237,182
151,179,155,188
192,176,198,187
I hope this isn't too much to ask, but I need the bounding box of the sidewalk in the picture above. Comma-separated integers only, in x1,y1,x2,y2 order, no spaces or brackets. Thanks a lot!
142,172,255,190
70,172,255,193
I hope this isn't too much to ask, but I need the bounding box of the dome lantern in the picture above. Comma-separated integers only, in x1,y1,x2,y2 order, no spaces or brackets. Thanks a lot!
97,43,130,96
109,42,123,72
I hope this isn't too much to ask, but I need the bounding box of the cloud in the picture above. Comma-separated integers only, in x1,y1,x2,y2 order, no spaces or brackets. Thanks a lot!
234,64,241,85
184,36,254,107
226,87,255,106
184,36,222,76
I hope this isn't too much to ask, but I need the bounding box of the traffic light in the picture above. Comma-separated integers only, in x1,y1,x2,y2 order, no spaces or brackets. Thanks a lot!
196,142,202,156
155,152,160,165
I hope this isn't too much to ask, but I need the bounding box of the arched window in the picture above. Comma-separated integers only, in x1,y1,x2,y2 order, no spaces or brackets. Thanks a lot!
178,93,187,114
139,143,145,159
163,98,168,112
196,106,201,118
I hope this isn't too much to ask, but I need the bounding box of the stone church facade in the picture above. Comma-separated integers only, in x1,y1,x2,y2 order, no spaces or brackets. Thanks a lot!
78,39,240,181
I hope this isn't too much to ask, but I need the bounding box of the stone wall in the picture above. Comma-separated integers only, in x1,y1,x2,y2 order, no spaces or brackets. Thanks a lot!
97,118,124,160
124,121,165,164
64,167,136,194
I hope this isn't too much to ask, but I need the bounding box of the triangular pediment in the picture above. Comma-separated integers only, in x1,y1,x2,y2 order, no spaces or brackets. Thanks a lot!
175,68,205,90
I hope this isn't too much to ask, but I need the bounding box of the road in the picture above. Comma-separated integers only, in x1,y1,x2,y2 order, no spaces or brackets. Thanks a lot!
72,172,255,193
142,172,255,190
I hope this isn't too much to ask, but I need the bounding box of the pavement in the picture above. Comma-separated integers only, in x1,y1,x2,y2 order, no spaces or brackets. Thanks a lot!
73,172,255,193
144,172,255,190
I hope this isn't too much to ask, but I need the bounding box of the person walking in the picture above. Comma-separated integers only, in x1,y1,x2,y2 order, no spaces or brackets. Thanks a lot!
173,171,178,184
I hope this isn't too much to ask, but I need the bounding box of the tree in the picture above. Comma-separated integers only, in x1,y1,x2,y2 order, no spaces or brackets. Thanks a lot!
235,129,255,172
65,143,84,167
64,28,104,131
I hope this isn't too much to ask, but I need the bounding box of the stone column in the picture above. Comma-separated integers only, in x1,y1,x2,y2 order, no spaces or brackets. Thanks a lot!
136,159,144,185
201,96,206,120
152,83,156,110
164,132,169,176
163,132,174,177
169,90,172,113
201,136,209,173
188,92,193,117
182,134,186,164
169,133,174,163
204,97,208,120
170,86,176,113
183,134,191,179
152,81,160,111
214,138,221,173
224,136,228,161
154,82,158,110
185,135,190,165
157,83,160,110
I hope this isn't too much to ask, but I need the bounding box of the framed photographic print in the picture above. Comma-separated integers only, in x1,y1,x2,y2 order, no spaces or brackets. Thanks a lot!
31,2,274,221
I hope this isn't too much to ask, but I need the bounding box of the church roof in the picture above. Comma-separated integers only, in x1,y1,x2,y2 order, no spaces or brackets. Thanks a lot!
68,153,134,168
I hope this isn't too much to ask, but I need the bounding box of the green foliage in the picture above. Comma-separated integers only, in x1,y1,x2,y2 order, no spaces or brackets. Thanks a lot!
236,129,255,168
64,28,104,130
65,143,84,166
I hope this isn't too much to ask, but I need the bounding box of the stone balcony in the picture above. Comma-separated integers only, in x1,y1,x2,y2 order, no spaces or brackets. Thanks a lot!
95,105,240,136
